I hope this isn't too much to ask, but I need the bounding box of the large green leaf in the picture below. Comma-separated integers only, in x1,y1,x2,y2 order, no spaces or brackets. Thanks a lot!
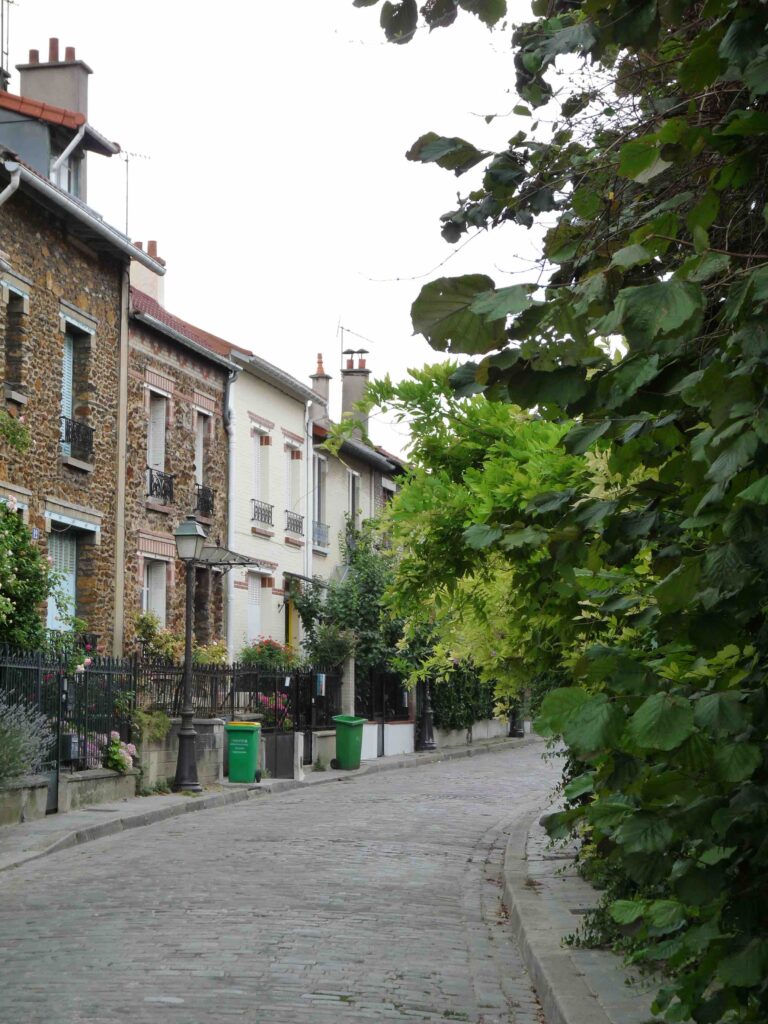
713,743,762,783
654,559,701,614
380,0,418,42
457,0,507,27
411,275,506,353
694,692,749,735
610,899,645,924
536,686,590,735
718,940,768,988
406,133,490,175
562,694,625,754
470,284,534,321
613,281,705,349
562,419,612,455
615,813,675,853
706,431,758,484
628,693,695,750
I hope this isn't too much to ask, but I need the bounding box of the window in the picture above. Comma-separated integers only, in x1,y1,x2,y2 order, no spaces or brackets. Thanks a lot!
286,446,301,511
47,531,77,630
50,151,83,198
246,573,261,643
347,469,361,529
253,431,270,502
147,392,167,472
60,326,93,460
194,412,209,486
4,292,26,392
313,455,329,546
142,560,167,627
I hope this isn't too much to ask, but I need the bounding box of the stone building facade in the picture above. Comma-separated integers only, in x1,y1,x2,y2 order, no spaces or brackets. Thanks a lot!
123,283,234,652
0,165,162,651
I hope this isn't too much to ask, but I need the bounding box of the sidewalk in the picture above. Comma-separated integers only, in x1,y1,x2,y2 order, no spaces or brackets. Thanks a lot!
0,734,537,875
503,809,660,1024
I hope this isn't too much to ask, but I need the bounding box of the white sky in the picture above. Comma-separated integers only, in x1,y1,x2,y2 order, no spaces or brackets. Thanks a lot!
8,0,540,455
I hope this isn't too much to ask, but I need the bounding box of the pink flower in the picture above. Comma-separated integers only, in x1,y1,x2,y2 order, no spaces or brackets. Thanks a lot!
83,657,92,667
110,730,120,741
85,644,92,652
126,743,137,756
6,495,17,512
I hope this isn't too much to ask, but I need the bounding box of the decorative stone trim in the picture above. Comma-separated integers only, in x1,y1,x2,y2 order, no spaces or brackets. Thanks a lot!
248,411,275,430
193,390,216,415
285,537,304,548
251,526,274,538
144,368,175,395
137,530,176,560
281,427,304,444
60,455,95,473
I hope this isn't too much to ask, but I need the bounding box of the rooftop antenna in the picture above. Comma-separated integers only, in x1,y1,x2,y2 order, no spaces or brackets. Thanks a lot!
122,149,151,236
0,0,14,93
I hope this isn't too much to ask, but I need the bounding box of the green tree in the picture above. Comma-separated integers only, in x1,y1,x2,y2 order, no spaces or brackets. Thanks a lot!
0,503,51,649
356,2,768,1021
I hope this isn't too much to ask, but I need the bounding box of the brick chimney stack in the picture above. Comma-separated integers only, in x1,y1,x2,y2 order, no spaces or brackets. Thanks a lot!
341,350,370,434
309,353,331,426
16,38,93,115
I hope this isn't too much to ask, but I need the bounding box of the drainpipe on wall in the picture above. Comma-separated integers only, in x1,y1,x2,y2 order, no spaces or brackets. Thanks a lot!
224,366,240,663
304,400,312,584
112,267,131,655
0,162,21,208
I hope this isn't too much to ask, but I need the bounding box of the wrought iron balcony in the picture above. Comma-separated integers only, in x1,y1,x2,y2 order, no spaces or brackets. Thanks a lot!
251,499,274,526
285,510,304,536
195,483,215,517
312,520,330,547
60,416,94,458
147,467,174,504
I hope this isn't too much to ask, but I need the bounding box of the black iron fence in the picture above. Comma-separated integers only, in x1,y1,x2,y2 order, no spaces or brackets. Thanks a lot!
355,671,411,723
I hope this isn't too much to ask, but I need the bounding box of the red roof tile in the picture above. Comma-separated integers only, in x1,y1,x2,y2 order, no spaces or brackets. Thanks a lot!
0,90,85,130
130,287,252,360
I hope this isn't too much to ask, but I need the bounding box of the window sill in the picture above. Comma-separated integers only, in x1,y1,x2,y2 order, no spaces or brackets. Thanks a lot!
284,536,305,548
195,514,214,526
60,454,94,473
145,500,173,515
312,546,329,557
251,526,274,538
4,387,27,406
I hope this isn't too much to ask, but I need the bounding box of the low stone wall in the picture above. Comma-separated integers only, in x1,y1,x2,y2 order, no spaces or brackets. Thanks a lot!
0,775,48,827
138,718,224,789
434,717,509,749
58,768,139,813
310,729,336,768
384,722,415,757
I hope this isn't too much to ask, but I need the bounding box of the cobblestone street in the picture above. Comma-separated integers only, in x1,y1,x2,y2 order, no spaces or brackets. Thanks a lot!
0,745,559,1024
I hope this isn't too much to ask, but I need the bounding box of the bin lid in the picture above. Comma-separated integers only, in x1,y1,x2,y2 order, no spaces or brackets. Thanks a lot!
332,715,367,726
226,721,262,729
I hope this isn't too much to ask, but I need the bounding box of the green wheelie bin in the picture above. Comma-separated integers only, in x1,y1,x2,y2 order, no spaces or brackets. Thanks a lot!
331,715,366,770
225,722,262,783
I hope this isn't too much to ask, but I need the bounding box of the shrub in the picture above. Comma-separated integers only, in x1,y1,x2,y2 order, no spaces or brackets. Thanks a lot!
102,731,135,774
192,638,228,665
134,612,183,662
0,695,53,783
238,636,298,670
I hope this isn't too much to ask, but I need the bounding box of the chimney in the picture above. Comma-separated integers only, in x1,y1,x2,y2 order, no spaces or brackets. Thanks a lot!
16,38,93,115
341,349,371,434
309,353,331,426
130,240,166,306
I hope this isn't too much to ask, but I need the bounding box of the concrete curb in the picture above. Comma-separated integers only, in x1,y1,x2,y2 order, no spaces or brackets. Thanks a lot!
0,736,542,875
502,812,659,1024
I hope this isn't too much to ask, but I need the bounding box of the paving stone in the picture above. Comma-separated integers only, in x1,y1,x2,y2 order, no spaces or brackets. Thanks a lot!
0,745,557,1023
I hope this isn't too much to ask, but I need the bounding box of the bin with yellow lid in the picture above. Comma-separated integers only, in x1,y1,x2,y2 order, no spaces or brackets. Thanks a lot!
225,721,262,783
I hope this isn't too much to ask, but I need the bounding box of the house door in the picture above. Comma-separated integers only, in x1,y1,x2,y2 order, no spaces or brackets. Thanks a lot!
47,531,77,630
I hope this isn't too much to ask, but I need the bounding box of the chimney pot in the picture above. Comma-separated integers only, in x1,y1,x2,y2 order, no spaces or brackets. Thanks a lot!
358,357,367,370
315,353,326,375
65,46,76,62
148,240,158,259
346,358,354,370
28,49,40,64
134,241,144,251
48,38,59,63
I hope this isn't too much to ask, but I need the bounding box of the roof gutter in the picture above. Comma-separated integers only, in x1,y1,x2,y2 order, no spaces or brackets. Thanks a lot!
234,351,323,406
133,311,238,371
0,161,20,209
51,122,86,175
1,158,165,274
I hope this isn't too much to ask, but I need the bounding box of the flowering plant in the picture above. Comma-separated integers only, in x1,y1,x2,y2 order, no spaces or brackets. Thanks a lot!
102,731,136,774
238,636,298,670
255,691,293,729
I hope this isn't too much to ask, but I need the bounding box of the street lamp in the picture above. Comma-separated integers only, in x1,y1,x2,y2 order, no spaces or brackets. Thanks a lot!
416,679,436,752
173,515,207,792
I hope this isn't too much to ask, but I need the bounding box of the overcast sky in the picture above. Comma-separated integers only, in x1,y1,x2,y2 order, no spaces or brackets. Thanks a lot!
8,0,539,454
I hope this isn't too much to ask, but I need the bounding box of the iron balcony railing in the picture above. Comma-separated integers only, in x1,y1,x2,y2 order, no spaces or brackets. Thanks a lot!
147,467,174,504
195,483,215,517
285,510,304,535
60,416,94,457
312,520,330,547
251,499,274,526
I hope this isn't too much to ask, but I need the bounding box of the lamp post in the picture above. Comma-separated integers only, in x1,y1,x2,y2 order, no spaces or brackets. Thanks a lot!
173,515,207,793
416,678,436,752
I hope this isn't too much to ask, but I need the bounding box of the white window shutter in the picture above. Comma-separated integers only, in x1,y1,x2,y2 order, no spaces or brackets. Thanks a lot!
60,334,74,454
147,394,166,471
47,532,77,629
145,560,167,627
247,574,261,642
253,434,261,500
195,414,206,486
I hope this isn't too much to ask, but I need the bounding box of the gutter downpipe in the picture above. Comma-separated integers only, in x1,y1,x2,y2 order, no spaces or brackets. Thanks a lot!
224,365,241,663
113,267,131,655
304,401,312,584
50,123,86,181
0,163,21,208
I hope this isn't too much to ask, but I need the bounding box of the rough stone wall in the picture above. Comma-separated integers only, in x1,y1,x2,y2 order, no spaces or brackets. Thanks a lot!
0,191,123,649
123,321,229,652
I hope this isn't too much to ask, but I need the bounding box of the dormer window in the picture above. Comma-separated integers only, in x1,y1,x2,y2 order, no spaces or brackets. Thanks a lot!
49,150,82,197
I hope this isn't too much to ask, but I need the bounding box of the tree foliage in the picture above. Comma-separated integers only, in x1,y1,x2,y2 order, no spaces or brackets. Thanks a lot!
0,504,51,649
356,0,768,1019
